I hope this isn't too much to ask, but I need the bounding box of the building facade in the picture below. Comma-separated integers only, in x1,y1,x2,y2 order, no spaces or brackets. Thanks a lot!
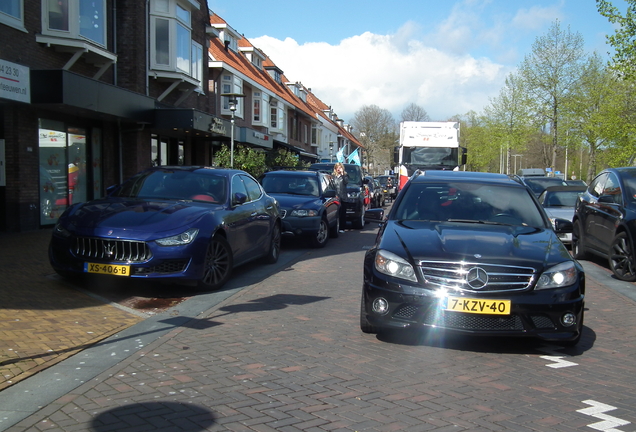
0,1,362,232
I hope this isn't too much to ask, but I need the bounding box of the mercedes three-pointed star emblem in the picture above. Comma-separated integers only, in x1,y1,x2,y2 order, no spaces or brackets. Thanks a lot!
466,267,488,289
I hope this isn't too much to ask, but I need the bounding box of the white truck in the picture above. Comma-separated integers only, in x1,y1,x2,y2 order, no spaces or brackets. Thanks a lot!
396,121,467,190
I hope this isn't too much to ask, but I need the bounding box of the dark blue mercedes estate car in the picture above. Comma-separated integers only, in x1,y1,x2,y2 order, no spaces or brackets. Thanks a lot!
49,166,282,290
362,170,585,346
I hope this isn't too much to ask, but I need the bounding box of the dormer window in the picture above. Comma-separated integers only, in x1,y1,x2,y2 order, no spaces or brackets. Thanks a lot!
223,33,237,52
239,46,265,70
266,66,283,85
212,24,241,53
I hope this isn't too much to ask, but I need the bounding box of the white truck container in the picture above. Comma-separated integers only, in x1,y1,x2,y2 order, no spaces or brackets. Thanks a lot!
396,121,467,190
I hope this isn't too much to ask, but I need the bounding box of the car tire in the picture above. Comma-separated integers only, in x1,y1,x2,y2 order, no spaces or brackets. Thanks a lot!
310,218,329,248
199,235,233,290
263,222,281,264
360,296,380,334
609,232,636,282
353,210,365,229
571,220,588,260
329,216,340,238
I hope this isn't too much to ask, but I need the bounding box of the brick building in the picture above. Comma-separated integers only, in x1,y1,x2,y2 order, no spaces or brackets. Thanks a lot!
0,1,362,232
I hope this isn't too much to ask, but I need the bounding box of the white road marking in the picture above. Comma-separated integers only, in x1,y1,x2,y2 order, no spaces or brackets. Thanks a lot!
577,400,631,432
537,346,578,368
539,355,579,368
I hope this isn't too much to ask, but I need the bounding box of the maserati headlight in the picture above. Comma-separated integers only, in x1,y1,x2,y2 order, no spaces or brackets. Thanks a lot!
375,249,417,282
156,228,199,246
535,261,578,290
290,209,318,217
53,222,72,238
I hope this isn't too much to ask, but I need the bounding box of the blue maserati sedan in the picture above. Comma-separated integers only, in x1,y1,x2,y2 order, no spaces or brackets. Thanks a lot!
49,166,282,290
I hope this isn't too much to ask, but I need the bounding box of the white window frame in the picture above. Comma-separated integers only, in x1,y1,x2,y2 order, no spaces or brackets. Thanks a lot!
0,0,25,31
149,0,201,82
252,92,261,123
41,0,107,47
251,92,270,126
191,41,203,88
221,74,244,118
269,99,285,134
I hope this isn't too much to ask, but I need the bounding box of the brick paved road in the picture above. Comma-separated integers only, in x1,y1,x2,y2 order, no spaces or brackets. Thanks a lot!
5,225,636,431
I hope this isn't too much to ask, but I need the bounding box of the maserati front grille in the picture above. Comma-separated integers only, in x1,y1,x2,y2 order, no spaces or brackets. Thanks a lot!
74,237,153,263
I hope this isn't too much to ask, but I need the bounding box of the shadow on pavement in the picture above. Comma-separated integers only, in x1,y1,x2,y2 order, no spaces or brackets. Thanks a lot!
91,402,216,431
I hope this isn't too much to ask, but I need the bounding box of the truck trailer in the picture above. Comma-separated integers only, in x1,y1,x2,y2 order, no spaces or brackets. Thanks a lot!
395,121,467,190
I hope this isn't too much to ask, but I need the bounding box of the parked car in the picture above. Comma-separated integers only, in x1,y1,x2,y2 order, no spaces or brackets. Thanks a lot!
362,170,584,346
572,167,636,281
259,170,340,248
309,163,369,229
49,166,282,290
364,176,385,208
520,176,568,197
538,185,587,245
376,175,396,201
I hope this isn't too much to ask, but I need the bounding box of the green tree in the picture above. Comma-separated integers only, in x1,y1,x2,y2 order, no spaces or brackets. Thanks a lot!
350,105,397,174
266,148,309,170
565,53,622,181
483,73,535,174
597,0,636,79
213,145,267,178
454,110,493,172
518,20,587,172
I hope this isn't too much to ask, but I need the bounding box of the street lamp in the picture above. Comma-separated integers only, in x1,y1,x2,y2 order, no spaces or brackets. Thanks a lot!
329,141,334,162
221,92,244,168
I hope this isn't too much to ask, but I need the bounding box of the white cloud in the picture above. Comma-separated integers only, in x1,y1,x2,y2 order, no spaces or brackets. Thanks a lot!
251,23,510,123
512,3,564,31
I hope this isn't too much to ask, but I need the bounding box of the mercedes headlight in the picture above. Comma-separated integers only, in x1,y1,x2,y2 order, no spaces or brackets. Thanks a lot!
156,228,199,246
535,261,578,290
375,249,417,282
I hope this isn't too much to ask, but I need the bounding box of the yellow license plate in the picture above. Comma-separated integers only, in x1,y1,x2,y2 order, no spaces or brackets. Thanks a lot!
85,262,130,276
445,297,510,315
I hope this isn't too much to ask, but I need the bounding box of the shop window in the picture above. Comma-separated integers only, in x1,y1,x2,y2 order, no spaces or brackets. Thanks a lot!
38,121,92,225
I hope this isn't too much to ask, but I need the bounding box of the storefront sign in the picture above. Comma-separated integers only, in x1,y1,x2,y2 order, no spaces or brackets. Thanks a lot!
239,127,273,149
209,117,227,135
0,59,30,103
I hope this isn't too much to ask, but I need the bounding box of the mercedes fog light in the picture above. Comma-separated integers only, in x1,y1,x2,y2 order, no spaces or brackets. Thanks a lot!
372,298,389,315
561,313,576,327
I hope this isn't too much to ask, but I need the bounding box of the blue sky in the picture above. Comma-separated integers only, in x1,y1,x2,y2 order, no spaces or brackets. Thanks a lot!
207,0,619,123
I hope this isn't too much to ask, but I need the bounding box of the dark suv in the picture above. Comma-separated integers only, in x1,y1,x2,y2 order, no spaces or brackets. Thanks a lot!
362,170,585,346
260,170,340,248
572,167,636,281
309,163,368,229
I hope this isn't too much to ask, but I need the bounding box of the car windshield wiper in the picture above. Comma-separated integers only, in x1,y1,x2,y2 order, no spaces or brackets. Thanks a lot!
447,219,513,226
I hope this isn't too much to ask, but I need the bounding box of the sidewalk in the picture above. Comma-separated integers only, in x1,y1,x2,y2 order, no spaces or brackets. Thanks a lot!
0,229,144,391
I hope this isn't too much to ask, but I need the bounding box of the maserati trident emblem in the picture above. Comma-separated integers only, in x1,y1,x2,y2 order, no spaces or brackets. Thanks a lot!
466,267,488,289
103,242,116,258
